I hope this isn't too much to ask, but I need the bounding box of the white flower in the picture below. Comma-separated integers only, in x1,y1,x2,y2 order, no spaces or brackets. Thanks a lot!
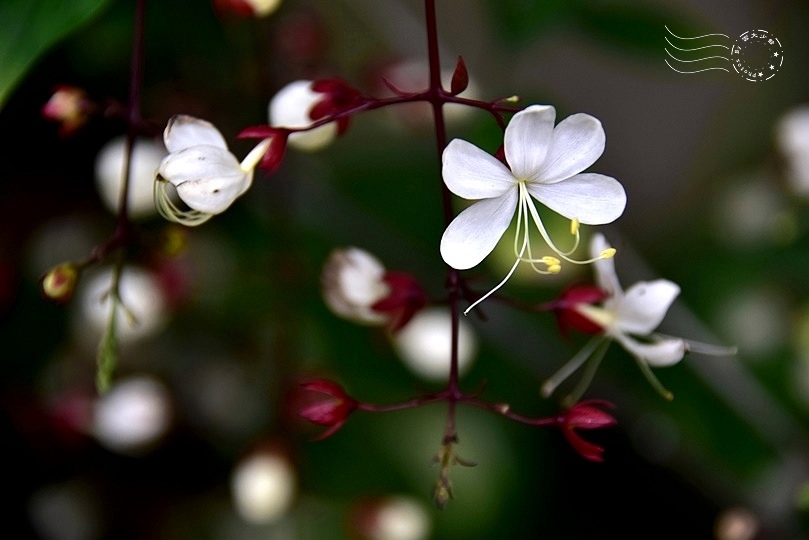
322,247,390,326
440,105,626,313
269,80,338,151
543,233,735,401
154,115,270,226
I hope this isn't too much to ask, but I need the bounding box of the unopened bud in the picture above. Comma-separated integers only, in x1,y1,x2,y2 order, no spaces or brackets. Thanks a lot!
42,263,79,303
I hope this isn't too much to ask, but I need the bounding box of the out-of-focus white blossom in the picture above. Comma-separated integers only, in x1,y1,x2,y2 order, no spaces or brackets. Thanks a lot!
76,265,168,344
269,80,338,151
231,450,296,524
393,308,477,381
322,247,389,325
776,105,809,196
322,247,428,331
95,136,165,219
91,376,172,454
353,495,431,540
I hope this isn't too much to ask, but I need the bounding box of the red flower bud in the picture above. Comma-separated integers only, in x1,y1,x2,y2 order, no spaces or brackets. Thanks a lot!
558,400,617,462
298,380,358,440
371,271,429,332
539,285,609,336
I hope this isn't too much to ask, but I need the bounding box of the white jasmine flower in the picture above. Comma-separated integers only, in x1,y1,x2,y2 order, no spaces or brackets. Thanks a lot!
269,80,338,151
440,105,626,313
154,115,270,226
542,233,735,401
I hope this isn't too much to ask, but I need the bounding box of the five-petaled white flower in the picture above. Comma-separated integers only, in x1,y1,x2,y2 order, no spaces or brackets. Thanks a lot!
542,233,735,402
440,104,626,314
154,115,270,226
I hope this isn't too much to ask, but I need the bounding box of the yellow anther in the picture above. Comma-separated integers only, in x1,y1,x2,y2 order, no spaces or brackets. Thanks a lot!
547,264,562,274
600,248,616,259
570,218,580,235
541,256,560,266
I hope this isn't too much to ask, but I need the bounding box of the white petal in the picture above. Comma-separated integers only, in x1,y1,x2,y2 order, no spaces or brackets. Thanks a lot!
526,173,626,224
613,333,686,367
164,115,228,153
614,279,680,335
503,105,555,180
442,139,515,199
536,113,606,183
174,173,252,214
158,146,250,213
589,233,622,298
440,190,518,270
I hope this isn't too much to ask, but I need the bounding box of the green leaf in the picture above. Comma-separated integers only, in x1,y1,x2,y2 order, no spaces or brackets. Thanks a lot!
0,0,111,110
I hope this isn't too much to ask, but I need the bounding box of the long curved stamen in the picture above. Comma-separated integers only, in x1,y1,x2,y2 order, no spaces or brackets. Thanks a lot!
542,335,605,398
563,338,611,406
464,233,529,316
154,177,213,226
521,185,615,265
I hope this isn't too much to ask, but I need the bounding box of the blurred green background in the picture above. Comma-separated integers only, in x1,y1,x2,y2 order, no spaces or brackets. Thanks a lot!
2,0,809,538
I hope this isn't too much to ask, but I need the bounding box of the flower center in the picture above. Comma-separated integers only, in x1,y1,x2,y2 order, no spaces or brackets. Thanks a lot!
573,303,616,332
463,181,616,315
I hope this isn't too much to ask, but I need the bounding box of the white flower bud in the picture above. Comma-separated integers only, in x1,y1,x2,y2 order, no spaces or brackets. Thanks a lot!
95,136,165,219
269,80,337,151
322,247,390,325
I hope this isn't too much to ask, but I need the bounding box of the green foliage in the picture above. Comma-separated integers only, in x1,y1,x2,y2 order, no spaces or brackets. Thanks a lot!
0,0,111,109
